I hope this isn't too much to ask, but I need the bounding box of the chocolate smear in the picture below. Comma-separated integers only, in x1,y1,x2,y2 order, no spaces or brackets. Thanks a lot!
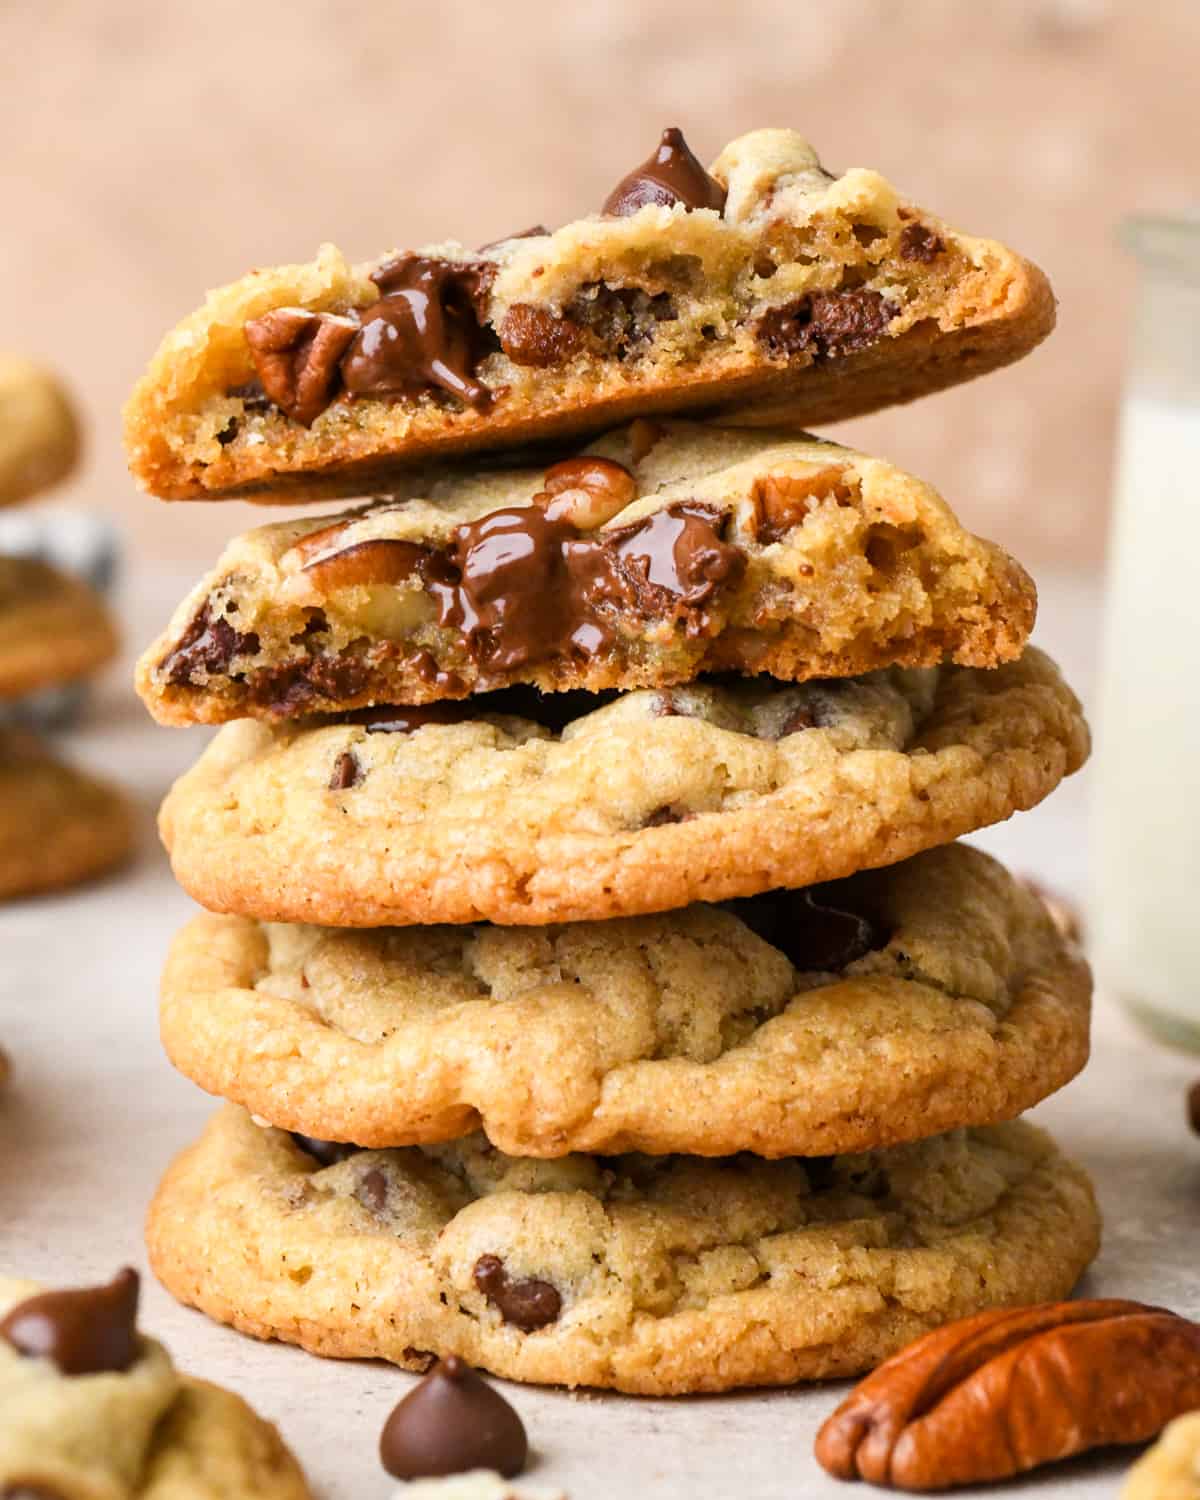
380,1355,528,1479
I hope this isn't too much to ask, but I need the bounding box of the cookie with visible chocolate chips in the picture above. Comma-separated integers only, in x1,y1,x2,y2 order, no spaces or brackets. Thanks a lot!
0,557,119,700
0,355,80,508
136,422,1034,726
160,844,1090,1158
0,1270,313,1498
0,730,133,900
146,1105,1099,1395
124,128,1052,503
159,648,1088,927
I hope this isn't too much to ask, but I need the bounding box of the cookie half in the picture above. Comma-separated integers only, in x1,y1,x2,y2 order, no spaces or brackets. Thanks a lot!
159,649,1088,927
0,1274,312,1498
124,128,1053,503
161,844,1090,1158
0,729,133,899
0,556,119,700
138,422,1034,725
0,354,80,507
147,1107,1099,1395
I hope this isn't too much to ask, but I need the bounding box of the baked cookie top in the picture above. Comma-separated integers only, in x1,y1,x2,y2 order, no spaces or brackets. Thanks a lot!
0,1268,311,1497
159,650,1089,927
147,1107,1099,1396
0,556,119,700
137,422,1034,725
0,729,133,900
123,128,1053,503
0,354,80,508
161,844,1090,1158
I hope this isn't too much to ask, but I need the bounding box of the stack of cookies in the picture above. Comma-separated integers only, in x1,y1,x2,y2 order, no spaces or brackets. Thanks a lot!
128,128,1098,1396
0,355,131,909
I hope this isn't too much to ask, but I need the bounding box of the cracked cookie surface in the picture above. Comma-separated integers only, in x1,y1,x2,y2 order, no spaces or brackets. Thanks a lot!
124,129,1053,503
159,649,1088,926
146,1108,1099,1395
138,422,1034,725
0,555,118,699
160,845,1090,1158
0,1275,312,1498
0,729,133,900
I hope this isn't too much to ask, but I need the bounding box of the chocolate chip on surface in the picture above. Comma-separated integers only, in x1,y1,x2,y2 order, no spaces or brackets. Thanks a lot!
328,750,361,791
603,126,727,217
289,1132,360,1166
724,887,882,972
0,1268,140,1376
244,307,359,426
379,1355,528,1479
473,1254,561,1332
341,255,497,412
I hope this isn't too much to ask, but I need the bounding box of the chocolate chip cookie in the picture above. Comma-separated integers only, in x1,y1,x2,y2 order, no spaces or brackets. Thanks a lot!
0,729,133,899
0,556,119,700
146,1106,1099,1395
0,354,80,508
159,649,1088,927
0,1268,312,1497
160,844,1089,1158
124,128,1053,503
138,422,1034,725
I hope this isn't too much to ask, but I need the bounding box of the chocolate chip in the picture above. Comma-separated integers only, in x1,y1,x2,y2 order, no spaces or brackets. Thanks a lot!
499,304,584,367
603,127,726,217
644,804,686,827
341,255,497,412
161,602,259,686
228,379,272,412
328,750,361,790
0,1268,139,1377
723,887,882,971
1188,1081,1200,1136
898,222,944,263
473,1254,561,1332
244,308,360,426
289,1132,360,1166
379,1355,528,1479
254,652,372,716
756,289,897,362
354,1167,389,1215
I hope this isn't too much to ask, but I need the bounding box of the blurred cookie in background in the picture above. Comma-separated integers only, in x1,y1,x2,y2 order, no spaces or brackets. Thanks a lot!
0,353,80,508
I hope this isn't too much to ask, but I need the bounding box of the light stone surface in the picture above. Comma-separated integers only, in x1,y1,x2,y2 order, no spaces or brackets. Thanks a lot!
2,564,1196,1499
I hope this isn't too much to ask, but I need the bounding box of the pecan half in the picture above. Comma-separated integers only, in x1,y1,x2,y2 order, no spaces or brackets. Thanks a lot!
533,455,637,529
815,1300,1200,1491
244,308,359,426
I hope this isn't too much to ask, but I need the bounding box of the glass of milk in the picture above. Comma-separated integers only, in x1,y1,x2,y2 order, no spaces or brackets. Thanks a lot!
1094,216,1200,1048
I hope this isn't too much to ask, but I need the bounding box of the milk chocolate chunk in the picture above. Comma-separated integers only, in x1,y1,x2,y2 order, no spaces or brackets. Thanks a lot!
341,255,497,412
0,1267,140,1376
163,602,259,685
244,308,359,426
289,1132,360,1166
725,886,881,971
604,126,727,217
473,1254,561,1332
379,1355,528,1479
757,288,897,361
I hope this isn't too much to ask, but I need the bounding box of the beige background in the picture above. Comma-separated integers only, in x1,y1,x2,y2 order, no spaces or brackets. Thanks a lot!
3,0,1197,570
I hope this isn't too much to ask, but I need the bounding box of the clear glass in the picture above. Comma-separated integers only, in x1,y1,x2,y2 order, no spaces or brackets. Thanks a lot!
1093,216,1200,1049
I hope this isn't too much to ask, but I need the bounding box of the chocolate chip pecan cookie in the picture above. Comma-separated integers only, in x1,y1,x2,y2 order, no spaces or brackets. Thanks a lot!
0,555,119,700
0,729,133,900
159,649,1088,927
0,354,80,507
0,1269,312,1497
146,1107,1099,1395
124,128,1053,503
138,422,1034,725
160,844,1089,1158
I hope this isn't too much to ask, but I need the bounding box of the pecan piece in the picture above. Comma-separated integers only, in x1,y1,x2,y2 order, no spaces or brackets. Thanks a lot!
815,1300,1200,1491
244,307,359,426
533,455,637,529
499,303,583,367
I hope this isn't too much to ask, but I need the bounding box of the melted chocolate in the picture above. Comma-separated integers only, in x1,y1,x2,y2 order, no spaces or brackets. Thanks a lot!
724,886,882,971
162,602,259,685
757,289,897,362
379,1356,528,1479
341,256,497,411
348,702,478,734
603,127,727,217
0,1268,140,1377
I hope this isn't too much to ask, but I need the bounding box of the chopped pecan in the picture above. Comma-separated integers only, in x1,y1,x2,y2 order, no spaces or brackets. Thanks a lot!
244,307,359,426
533,455,637,529
300,537,426,593
815,1300,1200,1491
499,303,583,367
750,465,858,543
